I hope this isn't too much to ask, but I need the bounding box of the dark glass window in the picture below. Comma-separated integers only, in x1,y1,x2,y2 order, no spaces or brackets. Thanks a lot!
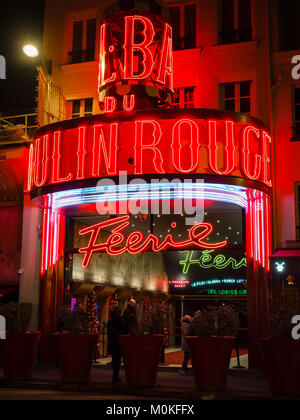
296,184,300,240
71,98,93,119
293,88,300,139
169,6,180,51
278,0,300,51
71,21,83,64
238,0,252,42
70,18,96,64
221,81,251,113
184,5,196,49
72,100,81,118
173,87,195,109
86,19,96,61
169,4,196,50
220,0,252,44
84,98,93,116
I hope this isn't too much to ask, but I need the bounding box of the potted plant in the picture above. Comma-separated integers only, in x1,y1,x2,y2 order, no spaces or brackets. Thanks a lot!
118,298,166,388
0,302,41,381
53,306,98,384
260,305,300,396
186,305,239,391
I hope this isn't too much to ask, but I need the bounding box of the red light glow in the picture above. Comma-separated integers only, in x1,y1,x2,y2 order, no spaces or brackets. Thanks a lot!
78,215,228,267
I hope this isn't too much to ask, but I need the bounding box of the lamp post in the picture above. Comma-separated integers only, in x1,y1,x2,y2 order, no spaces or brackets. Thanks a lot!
22,44,52,75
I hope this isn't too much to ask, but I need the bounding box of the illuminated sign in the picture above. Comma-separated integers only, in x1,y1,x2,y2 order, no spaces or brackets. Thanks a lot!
27,111,272,194
191,278,246,288
78,215,227,267
179,250,247,274
169,279,190,289
275,261,286,273
165,247,247,296
98,10,173,110
99,15,173,90
207,289,247,296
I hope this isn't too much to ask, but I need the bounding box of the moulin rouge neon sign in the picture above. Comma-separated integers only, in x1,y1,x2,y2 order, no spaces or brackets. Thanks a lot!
27,114,272,192
78,215,227,268
28,10,272,192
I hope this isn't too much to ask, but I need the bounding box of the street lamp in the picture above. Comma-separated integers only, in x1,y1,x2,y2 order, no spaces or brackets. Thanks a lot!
23,44,39,58
22,44,52,75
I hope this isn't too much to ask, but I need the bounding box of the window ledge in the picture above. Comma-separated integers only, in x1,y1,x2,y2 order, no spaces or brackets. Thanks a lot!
61,61,98,74
173,47,203,58
210,40,259,55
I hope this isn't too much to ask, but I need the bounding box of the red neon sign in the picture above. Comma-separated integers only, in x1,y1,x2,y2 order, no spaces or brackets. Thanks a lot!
78,215,227,267
98,14,173,93
28,113,273,193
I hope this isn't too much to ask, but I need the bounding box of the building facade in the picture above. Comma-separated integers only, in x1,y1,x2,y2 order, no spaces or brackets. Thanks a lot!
16,0,300,369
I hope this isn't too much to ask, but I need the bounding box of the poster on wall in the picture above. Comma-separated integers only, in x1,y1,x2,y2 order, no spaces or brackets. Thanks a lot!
164,248,247,297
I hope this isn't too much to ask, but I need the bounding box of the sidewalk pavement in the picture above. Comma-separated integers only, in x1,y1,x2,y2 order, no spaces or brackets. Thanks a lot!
1,361,299,400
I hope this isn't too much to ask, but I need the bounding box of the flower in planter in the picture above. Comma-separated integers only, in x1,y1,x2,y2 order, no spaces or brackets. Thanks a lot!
0,302,32,334
139,298,167,335
58,306,89,334
192,305,239,338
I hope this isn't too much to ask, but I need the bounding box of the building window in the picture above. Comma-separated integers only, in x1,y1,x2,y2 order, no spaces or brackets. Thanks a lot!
278,0,300,51
71,98,93,119
173,87,195,109
69,18,96,64
219,0,252,45
292,88,300,140
295,183,300,240
220,81,252,113
169,4,196,51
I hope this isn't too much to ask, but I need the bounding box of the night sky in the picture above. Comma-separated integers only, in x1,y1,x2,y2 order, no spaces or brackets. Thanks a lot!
0,1,44,114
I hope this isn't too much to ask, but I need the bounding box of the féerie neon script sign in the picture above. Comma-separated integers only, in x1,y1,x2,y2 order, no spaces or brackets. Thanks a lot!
78,215,227,267
179,250,247,274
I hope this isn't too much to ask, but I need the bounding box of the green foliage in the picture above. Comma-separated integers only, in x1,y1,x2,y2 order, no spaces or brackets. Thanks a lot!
193,305,239,338
0,302,32,334
140,298,167,335
269,305,295,339
58,306,89,335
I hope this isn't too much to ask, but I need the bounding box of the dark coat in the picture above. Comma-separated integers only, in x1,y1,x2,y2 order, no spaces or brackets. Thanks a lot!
107,317,127,354
122,305,139,335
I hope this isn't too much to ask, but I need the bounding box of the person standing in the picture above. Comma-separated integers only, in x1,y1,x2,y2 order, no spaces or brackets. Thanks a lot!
122,298,139,334
179,315,192,375
107,308,126,384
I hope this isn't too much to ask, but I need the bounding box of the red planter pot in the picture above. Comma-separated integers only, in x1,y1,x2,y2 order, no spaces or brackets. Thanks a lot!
0,331,41,381
260,338,300,396
186,336,234,392
118,335,163,388
53,333,98,384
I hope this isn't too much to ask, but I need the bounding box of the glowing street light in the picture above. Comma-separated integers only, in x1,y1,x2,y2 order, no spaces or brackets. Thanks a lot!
22,44,52,74
23,44,39,58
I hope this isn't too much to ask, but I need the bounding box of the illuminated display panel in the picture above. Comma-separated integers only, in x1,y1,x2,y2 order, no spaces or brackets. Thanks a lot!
28,110,272,195
165,203,247,296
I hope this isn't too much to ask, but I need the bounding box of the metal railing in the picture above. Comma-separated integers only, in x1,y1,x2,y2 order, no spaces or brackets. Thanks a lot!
218,28,252,45
0,113,38,139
